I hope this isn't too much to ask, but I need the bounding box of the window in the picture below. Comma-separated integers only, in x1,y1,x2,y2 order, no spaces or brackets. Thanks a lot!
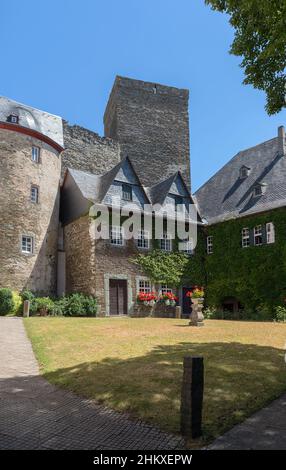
32,146,40,163
266,222,275,244
241,228,250,248
8,113,19,124
31,185,39,203
253,186,262,197
175,195,184,212
110,225,124,246
136,230,150,249
138,279,151,293
21,235,34,254
179,240,193,254
240,166,250,179
160,232,172,251
122,183,132,201
207,236,213,254
160,284,173,295
254,225,263,246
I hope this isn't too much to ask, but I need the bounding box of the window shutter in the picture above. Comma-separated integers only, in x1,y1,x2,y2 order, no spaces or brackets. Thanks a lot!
262,224,267,244
249,228,254,246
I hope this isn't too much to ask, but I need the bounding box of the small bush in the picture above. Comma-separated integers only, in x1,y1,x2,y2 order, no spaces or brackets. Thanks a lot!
36,297,55,316
62,293,98,317
21,290,38,315
12,292,23,315
0,288,15,316
274,306,286,323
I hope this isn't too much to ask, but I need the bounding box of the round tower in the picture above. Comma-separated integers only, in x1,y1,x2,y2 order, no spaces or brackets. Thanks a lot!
0,97,64,295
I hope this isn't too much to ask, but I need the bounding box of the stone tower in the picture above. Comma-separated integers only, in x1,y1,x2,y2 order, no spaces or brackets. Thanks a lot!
104,76,191,189
0,97,63,295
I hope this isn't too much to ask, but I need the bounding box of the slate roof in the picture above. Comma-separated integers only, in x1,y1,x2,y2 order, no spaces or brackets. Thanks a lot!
145,171,194,205
66,156,151,204
0,96,64,147
195,133,286,224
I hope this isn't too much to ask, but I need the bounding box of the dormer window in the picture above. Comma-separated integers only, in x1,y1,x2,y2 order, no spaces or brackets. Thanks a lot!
239,166,250,179
253,183,267,197
122,183,132,201
8,113,19,124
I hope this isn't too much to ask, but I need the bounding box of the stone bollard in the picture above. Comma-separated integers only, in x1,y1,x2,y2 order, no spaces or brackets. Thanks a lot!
23,300,30,318
175,306,181,319
180,356,204,439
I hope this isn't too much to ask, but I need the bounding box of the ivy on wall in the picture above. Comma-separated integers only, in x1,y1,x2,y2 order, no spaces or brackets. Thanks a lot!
133,250,189,286
201,208,286,310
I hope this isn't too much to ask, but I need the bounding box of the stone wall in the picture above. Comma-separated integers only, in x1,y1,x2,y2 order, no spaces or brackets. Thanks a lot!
63,214,178,317
0,129,61,294
62,121,120,177
64,216,96,296
104,76,191,189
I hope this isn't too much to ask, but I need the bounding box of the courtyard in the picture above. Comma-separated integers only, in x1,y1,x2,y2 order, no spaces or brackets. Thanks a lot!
24,317,286,445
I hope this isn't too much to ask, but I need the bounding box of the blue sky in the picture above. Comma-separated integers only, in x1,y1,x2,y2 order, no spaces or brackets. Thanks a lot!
1,0,285,191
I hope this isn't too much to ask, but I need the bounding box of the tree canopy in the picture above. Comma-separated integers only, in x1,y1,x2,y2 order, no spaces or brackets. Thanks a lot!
206,0,286,114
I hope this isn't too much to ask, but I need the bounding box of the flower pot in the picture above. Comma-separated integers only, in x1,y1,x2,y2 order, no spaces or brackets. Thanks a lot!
165,299,170,306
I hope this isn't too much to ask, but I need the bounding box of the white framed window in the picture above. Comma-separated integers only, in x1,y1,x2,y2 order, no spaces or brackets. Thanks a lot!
136,229,150,249
160,232,172,251
241,227,250,248
254,225,263,246
110,225,124,246
122,183,132,201
266,222,275,244
10,114,19,124
179,240,193,254
207,235,213,254
160,284,173,295
138,279,151,293
31,185,39,203
21,235,34,254
32,146,40,163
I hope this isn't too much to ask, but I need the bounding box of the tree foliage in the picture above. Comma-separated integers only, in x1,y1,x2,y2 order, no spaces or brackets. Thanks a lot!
205,0,286,114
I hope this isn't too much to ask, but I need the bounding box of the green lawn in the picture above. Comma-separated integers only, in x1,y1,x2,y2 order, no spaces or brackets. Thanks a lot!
24,317,286,445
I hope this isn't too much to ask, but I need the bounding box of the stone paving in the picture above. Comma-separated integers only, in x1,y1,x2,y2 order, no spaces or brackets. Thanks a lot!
0,317,184,450
207,395,286,450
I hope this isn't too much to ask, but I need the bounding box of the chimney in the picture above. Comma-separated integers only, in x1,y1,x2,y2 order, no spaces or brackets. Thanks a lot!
278,126,286,156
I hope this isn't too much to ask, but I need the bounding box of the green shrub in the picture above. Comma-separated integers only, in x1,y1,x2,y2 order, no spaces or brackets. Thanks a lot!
11,292,23,315
274,306,286,323
36,297,55,315
21,290,38,315
0,288,15,316
62,293,98,317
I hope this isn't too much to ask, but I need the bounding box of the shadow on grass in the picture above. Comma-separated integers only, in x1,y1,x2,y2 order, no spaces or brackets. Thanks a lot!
42,341,286,443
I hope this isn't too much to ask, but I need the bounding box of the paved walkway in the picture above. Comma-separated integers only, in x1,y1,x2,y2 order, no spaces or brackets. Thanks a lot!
208,395,286,449
0,317,184,450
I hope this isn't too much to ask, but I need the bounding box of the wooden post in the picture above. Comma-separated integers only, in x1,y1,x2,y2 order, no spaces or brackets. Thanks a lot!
23,300,30,318
180,356,204,439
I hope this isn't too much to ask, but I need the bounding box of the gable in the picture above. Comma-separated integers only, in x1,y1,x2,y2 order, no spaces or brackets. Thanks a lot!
103,158,150,208
169,174,190,197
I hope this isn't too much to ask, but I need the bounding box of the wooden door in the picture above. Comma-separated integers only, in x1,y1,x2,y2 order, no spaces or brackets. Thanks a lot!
109,279,128,315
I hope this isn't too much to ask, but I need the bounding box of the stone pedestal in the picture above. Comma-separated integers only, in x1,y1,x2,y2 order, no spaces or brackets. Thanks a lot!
189,298,204,326
175,306,181,319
